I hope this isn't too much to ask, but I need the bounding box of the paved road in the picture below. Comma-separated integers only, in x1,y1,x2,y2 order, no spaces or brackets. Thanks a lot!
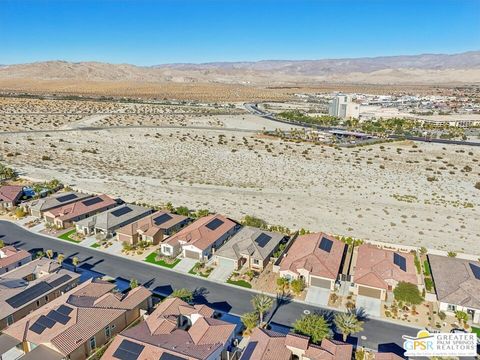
0,220,415,352
245,103,480,147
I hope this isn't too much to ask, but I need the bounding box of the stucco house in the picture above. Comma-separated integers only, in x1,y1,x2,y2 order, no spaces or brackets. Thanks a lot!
276,232,346,291
0,246,31,275
0,185,24,209
351,244,418,300
428,254,480,324
28,192,92,218
160,214,240,261
214,226,286,271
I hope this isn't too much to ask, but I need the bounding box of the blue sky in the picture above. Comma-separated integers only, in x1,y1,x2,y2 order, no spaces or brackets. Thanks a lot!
0,0,479,65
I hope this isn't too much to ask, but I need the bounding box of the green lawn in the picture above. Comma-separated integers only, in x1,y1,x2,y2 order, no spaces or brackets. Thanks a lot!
144,252,180,268
227,278,252,288
57,229,80,243
90,243,101,248
472,327,480,336
189,263,210,278
424,277,434,292
423,260,431,276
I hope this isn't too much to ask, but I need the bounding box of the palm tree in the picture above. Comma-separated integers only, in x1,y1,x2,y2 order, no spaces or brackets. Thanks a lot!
276,277,289,293
57,253,65,266
241,311,259,335
251,294,273,325
72,256,79,272
334,312,364,342
171,288,194,303
45,249,53,260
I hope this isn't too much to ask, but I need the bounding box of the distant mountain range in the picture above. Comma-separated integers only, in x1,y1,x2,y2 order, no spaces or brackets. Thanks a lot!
1,51,479,85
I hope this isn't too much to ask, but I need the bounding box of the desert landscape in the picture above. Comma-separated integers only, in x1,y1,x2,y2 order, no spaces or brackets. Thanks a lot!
0,96,479,254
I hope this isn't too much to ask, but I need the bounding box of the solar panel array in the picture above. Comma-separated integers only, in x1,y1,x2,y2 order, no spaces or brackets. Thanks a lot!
49,274,72,288
153,213,173,226
82,197,104,207
254,233,272,248
56,193,78,203
29,306,73,335
5,282,53,308
113,339,145,360
159,353,188,360
319,237,333,253
205,218,224,231
393,253,407,272
111,207,133,217
470,263,480,280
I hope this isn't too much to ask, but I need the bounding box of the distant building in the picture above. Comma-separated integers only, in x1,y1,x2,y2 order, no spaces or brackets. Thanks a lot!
328,95,360,119
28,192,92,218
0,185,24,210
0,246,31,275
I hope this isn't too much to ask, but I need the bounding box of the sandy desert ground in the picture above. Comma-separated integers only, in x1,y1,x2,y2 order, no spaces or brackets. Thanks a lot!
0,102,479,254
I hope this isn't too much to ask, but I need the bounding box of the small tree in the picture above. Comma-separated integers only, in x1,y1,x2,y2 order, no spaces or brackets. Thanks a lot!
0,239,4,248
175,206,190,217
171,288,194,303
393,281,423,305
334,312,364,341
293,313,331,344
241,311,259,335
290,278,305,295
455,310,468,325
419,246,428,255
447,251,457,258
276,277,289,293
45,249,54,260
195,209,210,218
36,250,44,259
15,207,26,218
251,294,273,324
57,253,65,266
130,278,138,289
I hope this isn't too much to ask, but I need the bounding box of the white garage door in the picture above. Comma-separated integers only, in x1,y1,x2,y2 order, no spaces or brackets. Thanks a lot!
184,249,201,259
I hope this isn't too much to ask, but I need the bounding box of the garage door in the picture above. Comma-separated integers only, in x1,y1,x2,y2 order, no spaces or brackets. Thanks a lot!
184,249,201,259
358,285,382,299
310,276,331,288
217,256,236,267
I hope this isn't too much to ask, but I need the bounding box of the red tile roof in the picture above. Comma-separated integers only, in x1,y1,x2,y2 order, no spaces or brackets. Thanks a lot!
279,233,345,280
116,210,188,237
43,194,116,222
0,246,31,270
0,185,23,203
353,244,418,290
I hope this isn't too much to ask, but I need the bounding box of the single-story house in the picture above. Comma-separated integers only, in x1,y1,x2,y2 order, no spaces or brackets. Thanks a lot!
0,246,32,275
0,259,80,330
100,297,236,360
277,232,346,291
240,328,353,360
1,279,151,360
160,214,240,261
28,191,92,218
428,254,480,324
43,194,118,228
75,204,152,237
214,226,286,271
116,210,190,245
352,244,418,300
0,185,24,209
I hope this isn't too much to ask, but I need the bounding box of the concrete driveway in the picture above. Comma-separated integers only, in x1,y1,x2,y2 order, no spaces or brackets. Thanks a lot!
209,260,235,282
175,257,198,273
356,295,381,317
305,286,331,306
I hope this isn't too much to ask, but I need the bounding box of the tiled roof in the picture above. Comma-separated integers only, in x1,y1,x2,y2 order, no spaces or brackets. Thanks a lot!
116,211,189,237
279,232,345,280
43,194,116,221
0,185,23,203
75,204,152,231
166,214,237,251
29,192,92,213
0,246,31,270
353,244,417,290
428,255,480,309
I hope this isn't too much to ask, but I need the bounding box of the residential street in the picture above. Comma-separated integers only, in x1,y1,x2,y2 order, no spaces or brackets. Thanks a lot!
0,220,415,353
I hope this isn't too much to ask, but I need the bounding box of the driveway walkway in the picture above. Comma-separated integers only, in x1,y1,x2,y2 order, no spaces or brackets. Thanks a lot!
305,286,330,306
209,261,235,282
175,258,198,273
356,295,381,317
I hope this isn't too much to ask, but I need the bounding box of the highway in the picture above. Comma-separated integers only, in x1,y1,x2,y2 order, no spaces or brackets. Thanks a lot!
0,220,415,354
245,103,480,147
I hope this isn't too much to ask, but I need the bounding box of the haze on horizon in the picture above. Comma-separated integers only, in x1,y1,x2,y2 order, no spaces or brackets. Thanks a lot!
0,0,479,66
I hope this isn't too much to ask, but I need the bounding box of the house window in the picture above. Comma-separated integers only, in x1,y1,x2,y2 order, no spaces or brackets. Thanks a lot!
447,304,457,312
7,315,14,326
163,246,171,254
105,325,112,338
36,300,40,307
89,336,96,351
252,259,260,265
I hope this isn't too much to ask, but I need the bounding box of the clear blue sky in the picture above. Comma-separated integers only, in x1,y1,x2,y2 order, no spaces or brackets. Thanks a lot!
1,0,479,65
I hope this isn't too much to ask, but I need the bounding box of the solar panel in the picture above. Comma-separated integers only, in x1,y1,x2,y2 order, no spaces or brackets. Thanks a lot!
319,237,333,253
469,263,480,280
205,218,224,231
5,282,53,308
47,310,71,325
113,340,145,360
254,233,272,248
394,253,407,272
159,353,188,360
111,207,133,217
153,213,173,226
37,315,56,328
49,274,72,288
29,322,46,335
57,304,73,316
82,197,104,207
56,193,78,203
